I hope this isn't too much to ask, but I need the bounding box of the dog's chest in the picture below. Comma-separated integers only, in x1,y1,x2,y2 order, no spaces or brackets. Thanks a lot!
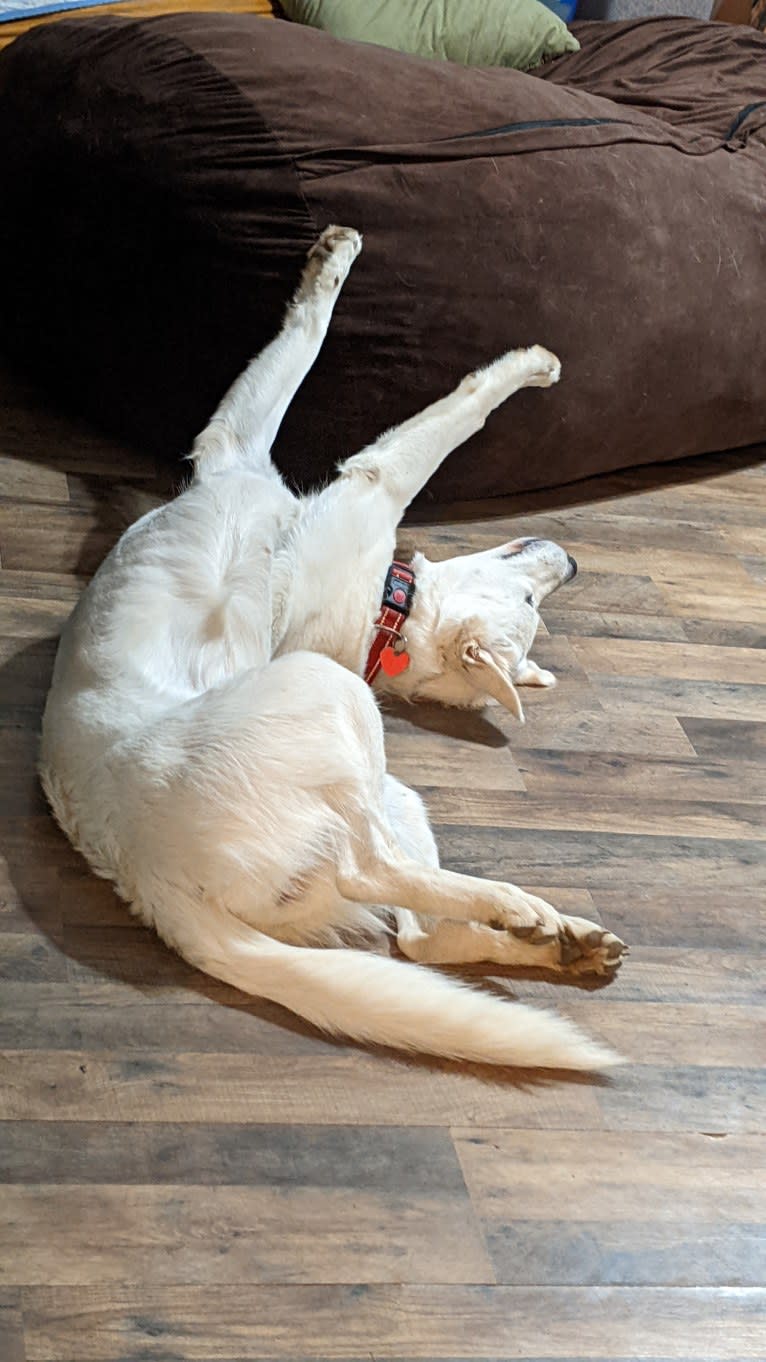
277,572,384,677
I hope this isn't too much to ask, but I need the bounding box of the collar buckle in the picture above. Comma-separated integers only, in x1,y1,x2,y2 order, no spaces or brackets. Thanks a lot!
381,561,416,617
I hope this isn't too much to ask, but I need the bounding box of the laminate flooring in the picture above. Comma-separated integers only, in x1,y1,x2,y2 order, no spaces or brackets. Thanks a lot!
0,366,764,1360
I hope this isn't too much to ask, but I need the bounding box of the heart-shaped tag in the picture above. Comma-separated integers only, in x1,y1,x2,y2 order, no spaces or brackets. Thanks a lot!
380,645,410,678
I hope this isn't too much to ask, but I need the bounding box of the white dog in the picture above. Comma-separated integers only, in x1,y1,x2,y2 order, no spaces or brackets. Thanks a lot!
40,227,626,1071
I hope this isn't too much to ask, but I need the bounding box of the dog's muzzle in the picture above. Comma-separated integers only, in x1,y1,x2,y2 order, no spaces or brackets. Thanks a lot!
566,554,578,580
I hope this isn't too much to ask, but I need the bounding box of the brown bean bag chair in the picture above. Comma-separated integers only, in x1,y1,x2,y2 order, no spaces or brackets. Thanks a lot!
0,13,764,501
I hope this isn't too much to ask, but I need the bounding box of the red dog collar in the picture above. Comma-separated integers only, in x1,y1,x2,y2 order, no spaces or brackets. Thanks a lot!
364,561,416,685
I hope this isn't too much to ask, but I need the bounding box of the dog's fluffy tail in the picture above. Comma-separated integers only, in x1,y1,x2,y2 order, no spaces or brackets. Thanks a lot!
165,904,621,1071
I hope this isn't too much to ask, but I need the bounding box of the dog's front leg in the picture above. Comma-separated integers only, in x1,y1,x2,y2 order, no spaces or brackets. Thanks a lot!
191,226,362,478
337,345,561,517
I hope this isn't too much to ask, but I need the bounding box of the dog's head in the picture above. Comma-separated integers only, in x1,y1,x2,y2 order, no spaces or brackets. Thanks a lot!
390,538,577,720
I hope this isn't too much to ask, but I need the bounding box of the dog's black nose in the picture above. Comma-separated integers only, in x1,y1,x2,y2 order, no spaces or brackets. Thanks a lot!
566,554,578,580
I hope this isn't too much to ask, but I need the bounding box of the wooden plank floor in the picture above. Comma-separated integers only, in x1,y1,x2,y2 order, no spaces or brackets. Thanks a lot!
0,364,764,1360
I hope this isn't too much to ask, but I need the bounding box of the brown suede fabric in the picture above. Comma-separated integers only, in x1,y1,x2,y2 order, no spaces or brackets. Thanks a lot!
0,13,764,500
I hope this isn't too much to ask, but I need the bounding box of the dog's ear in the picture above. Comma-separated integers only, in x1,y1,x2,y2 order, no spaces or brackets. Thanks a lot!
460,639,525,723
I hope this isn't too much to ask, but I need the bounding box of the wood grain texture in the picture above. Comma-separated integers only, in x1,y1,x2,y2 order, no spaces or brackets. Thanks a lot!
18,1285,766,1359
0,1290,25,1362
0,1183,493,1286
0,359,764,1358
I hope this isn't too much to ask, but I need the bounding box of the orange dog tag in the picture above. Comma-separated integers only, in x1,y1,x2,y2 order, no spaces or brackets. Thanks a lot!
380,645,410,677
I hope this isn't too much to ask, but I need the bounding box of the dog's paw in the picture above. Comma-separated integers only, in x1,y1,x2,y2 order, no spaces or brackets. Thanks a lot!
485,894,627,977
515,660,556,688
303,225,362,295
555,917,628,976
469,346,562,403
496,887,565,941
522,346,562,388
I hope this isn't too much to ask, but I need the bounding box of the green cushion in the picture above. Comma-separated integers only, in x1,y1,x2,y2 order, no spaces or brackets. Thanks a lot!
279,0,579,73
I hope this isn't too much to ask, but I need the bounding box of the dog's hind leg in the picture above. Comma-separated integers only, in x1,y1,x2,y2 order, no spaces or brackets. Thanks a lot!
336,816,626,977
394,910,621,976
191,226,362,480
380,777,618,975
335,344,561,518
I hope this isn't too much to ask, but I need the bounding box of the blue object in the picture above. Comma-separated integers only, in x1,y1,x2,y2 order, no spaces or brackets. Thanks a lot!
0,0,124,19
537,0,579,21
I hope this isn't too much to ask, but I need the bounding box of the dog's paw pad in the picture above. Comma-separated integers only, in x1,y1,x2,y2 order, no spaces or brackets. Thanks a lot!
305,227,362,290
559,924,628,976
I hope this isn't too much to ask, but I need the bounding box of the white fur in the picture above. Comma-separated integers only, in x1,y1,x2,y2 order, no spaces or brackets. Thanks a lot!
40,227,626,1071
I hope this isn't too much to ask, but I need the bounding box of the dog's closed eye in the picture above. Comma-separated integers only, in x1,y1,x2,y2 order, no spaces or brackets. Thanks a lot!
525,593,534,606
